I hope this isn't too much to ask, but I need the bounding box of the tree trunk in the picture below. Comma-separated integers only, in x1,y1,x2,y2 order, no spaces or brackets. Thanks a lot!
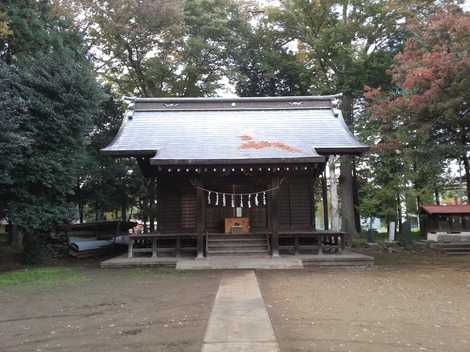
7,221,23,250
339,94,358,236
321,171,329,230
352,158,361,233
23,231,48,264
121,202,127,222
396,191,403,234
76,179,84,224
463,153,470,202
340,155,357,236
434,188,440,205
329,158,340,231
79,202,84,224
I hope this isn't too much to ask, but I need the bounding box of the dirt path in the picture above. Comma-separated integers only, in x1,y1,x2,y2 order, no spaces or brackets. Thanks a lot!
258,267,470,352
0,268,221,352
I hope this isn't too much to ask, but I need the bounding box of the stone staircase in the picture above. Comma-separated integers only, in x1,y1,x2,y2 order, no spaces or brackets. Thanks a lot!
431,242,470,256
206,234,270,256
301,253,375,267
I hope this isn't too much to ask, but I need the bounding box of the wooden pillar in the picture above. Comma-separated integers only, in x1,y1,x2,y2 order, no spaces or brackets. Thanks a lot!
128,237,134,258
148,177,156,233
318,234,324,255
176,236,181,257
321,170,329,230
311,177,316,230
196,176,206,259
271,176,280,257
152,237,158,257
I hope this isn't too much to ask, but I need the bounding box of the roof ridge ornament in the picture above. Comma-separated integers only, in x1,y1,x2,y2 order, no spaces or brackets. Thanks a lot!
126,100,135,120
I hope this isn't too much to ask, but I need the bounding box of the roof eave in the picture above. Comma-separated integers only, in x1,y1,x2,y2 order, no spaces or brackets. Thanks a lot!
125,94,342,104
100,149,157,157
149,156,326,165
316,146,370,155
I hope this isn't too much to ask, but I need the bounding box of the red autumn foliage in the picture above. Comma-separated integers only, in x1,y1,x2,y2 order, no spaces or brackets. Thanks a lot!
366,8,470,130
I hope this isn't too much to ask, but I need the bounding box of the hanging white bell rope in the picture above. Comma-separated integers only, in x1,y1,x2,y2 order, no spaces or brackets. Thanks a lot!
208,191,211,205
231,194,235,208
248,194,252,208
263,192,267,205
223,193,226,206
215,192,219,206
240,195,244,208
255,193,259,206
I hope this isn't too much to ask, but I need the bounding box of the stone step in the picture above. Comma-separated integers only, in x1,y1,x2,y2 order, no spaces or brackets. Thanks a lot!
444,247,470,251
208,242,268,248
446,251,470,256
303,260,374,267
439,246,470,251
208,237,267,242
435,243,470,247
208,239,268,246
431,242,470,248
207,249,271,256
208,246,269,253
208,234,267,240
302,256,374,263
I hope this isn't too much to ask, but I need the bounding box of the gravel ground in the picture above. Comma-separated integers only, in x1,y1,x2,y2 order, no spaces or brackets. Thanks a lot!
0,268,221,352
2,257,470,352
258,266,470,352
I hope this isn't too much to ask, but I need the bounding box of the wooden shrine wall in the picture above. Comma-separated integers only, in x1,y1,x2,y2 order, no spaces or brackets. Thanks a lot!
157,176,197,233
156,174,315,234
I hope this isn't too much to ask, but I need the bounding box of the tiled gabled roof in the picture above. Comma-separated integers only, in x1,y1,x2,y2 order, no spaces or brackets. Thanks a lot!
101,95,368,165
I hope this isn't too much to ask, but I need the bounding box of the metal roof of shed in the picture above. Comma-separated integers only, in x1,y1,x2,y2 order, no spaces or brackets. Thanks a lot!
422,205,470,215
101,96,368,165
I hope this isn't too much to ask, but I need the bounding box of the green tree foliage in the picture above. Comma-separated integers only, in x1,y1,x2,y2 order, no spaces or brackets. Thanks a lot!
226,9,314,96
366,7,470,201
77,0,244,97
1,53,101,231
0,1,102,262
74,88,144,223
244,0,431,234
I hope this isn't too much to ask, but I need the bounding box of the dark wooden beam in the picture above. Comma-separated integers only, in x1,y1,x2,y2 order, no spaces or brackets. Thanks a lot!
149,177,156,233
196,176,206,258
270,176,280,257
321,171,329,230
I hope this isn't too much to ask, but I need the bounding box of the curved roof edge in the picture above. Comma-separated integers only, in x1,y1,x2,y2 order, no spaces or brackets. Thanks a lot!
123,94,342,104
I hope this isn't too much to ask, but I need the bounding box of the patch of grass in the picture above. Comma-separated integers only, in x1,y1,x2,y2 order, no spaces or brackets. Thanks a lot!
0,267,86,288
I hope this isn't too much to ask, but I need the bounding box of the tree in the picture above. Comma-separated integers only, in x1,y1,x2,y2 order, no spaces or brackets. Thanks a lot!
76,0,244,97
264,0,410,234
226,8,314,97
0,1,102,262
366,7,470,201
74,88,144,223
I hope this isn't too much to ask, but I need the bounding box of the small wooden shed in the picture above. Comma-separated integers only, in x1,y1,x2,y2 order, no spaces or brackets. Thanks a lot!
421,205,470,242
101,96,367,257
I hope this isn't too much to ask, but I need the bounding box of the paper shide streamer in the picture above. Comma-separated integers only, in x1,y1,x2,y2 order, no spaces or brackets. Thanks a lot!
191,178,283,208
